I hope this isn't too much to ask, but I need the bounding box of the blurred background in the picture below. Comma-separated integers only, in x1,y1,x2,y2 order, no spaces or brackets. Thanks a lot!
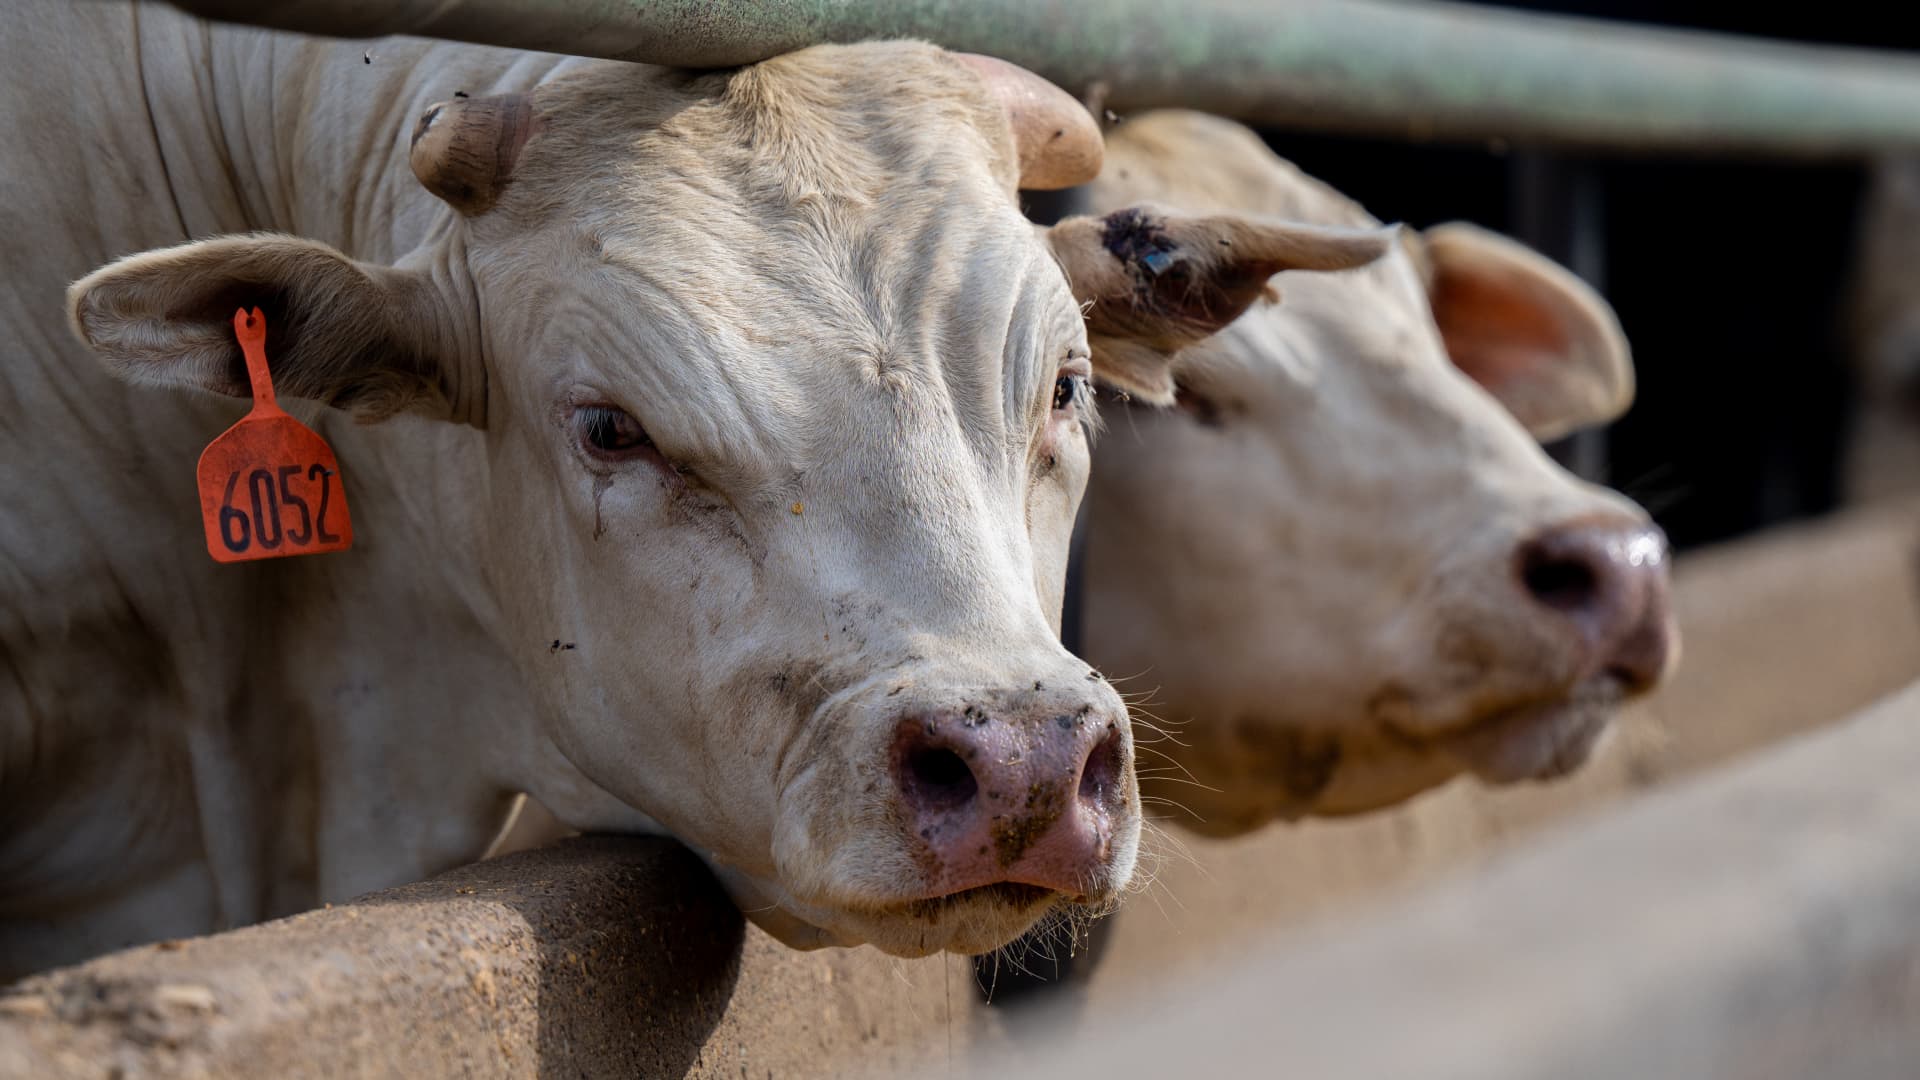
1262,0,1920,551
13,4,1920,1076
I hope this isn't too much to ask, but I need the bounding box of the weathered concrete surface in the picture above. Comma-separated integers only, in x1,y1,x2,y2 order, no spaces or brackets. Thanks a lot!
1085,495,1920,1000
0,837,982,1078
975,676,1920,1080
0,838,745,1077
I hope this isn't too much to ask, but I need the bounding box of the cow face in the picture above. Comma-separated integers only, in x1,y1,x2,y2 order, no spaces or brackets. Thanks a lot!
62,53,1383,954
1070,113,1678,835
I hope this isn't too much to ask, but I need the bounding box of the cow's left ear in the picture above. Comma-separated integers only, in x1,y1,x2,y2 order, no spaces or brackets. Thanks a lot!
1417,222,1633,442
68,233,480,425
1048,204,1392,404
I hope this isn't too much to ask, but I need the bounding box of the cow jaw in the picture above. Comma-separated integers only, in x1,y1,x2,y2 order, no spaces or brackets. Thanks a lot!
1439,676,1624,783
1150,674,1628,837
718,869,1076,957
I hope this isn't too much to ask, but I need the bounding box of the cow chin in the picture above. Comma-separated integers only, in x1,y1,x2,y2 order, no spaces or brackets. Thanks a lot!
751,826,1138,956
1157,720,1459,837
1154,678,1631,836
712,865,1080,957
1436,676,1625,784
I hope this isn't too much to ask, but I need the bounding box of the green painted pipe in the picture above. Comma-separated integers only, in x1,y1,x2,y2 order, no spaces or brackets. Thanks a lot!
161,0,1920,156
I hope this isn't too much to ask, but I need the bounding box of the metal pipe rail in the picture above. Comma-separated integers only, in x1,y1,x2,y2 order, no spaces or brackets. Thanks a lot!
155,0,1920,157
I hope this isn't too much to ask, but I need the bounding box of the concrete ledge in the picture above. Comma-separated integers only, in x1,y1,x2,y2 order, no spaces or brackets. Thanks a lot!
0,837,985,1079
989,679,1920,1080
0,838,750,1078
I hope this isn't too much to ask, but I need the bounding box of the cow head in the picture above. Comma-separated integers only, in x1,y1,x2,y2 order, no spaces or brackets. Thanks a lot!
61,51,1382,954
1069,112,1677,835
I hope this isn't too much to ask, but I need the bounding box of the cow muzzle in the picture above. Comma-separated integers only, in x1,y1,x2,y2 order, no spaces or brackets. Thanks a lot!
1514,516,1678,692
889,689,1133,903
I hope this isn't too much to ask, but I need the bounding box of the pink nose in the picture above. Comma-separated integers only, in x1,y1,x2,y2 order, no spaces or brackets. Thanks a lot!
891,700,1129,900
1516,518,1677,692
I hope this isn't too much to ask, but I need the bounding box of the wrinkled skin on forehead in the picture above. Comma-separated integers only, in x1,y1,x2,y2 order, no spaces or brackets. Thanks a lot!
1075,112,1675,836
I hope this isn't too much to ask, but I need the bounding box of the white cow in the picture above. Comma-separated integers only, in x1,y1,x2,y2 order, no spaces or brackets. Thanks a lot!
1073,113,1679,835
1,5,1389,975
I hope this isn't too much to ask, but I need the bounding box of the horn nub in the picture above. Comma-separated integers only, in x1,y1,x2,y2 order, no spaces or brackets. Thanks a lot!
408,93,536,216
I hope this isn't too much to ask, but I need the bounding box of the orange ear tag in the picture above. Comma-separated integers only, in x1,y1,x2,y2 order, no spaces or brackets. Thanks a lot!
195,308,354,563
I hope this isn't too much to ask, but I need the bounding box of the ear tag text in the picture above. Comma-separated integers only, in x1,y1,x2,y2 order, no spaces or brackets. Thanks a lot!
195,308,354,563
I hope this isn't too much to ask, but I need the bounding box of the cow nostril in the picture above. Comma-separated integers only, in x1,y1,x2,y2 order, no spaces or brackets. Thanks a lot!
1604,663,1643,691
1520,546,1600,613
904,746,977,811
1078,727,1126,808
1516,523,1675,693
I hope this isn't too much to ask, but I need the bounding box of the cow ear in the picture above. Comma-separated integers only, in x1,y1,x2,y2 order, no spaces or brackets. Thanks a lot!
68,233,480,425
1419,222,1633,442
1048,205,1391,404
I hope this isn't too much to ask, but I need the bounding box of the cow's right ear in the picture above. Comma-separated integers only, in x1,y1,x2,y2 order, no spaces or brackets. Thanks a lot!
1047,204,1391,403
68,233,479,425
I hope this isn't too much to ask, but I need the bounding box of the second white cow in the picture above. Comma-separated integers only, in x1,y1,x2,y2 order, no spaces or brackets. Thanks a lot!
1073,113,1679,835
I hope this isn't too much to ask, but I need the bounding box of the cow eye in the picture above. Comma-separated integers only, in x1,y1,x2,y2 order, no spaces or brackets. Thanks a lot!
1052,375,1081,412
1052,353,1093,416
575,404,655,458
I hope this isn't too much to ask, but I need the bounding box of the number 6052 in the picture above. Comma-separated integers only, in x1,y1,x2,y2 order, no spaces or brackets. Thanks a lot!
217,463,341,554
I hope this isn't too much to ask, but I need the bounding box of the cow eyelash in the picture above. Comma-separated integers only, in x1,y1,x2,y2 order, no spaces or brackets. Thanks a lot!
1052,374,1086,412
575,404,658,459
1053,352,1094,415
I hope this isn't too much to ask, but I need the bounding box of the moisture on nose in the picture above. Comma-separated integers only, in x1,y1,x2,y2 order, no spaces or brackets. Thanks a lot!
1516,519,1677,691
